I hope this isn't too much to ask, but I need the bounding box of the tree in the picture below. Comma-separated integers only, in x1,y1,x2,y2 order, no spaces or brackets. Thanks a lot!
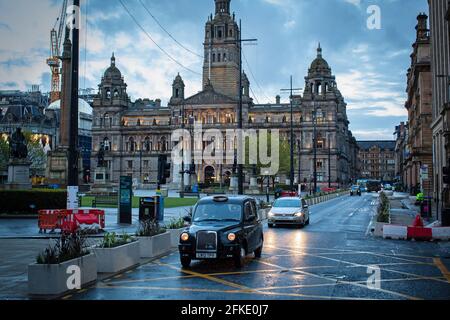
23,132,47,177
243,132,291,176
0,137,9,171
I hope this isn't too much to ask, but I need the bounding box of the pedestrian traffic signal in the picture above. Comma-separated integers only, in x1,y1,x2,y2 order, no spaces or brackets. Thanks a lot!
158,155,171,185
444,166,450,185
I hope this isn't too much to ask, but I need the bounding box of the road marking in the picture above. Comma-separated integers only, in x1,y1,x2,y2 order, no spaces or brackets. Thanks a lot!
270,245,449,285
265,246,422,300
156,261,257,293
433,258,450,283
95,283,379,300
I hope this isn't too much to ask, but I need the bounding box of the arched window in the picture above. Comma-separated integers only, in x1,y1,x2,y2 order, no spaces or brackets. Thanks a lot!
128,137,136,152
160,137,167,152
103,137,111,151
144,137,151,152
104,114,111,128
106,89,111,99
114,90,119,98
218,53,221,62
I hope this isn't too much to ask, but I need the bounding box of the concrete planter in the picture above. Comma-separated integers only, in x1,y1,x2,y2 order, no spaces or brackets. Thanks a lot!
93,241,140,273
138,231,171,258
28,253,97,297
373,222,389,237
168,228,185,248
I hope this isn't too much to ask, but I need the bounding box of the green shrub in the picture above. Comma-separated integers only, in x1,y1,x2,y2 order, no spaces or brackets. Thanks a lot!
377,192,390,223
36,231,89,264
136,220,166,237
0,190,67,215
166,217,185,230
99,232,135,249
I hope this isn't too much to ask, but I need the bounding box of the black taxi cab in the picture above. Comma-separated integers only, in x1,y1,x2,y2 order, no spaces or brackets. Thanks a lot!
179,196,264,268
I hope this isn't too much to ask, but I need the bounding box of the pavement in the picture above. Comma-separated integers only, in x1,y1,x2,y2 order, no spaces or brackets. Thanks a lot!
0,206,192,239
2,193,450,300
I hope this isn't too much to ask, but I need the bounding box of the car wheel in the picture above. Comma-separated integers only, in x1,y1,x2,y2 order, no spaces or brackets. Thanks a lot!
306,218,310,225
254,241,263,259
234,247,246,268
180,256,191,268
268,223,274,228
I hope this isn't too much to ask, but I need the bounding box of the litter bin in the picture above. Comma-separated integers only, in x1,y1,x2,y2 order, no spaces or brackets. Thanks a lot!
139,197,159,222
420,197,432,218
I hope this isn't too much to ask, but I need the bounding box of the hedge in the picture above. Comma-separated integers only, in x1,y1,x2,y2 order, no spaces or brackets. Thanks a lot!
0,190,67,215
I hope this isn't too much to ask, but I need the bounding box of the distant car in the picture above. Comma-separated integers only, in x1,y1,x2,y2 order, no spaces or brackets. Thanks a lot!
179,196,264,268
268,197,310,228
384,184,393,191
350,185,362,196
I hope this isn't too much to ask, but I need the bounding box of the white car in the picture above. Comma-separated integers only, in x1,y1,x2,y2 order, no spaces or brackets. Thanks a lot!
268,197,310,228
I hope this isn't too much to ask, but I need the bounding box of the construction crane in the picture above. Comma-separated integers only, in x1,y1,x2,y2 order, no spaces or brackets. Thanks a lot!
47,0,68,103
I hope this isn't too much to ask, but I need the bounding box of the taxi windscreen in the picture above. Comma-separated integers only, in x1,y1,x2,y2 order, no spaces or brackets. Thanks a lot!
193,203,242,222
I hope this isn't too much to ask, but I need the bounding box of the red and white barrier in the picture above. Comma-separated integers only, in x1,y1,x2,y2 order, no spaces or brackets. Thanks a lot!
383,225,450,241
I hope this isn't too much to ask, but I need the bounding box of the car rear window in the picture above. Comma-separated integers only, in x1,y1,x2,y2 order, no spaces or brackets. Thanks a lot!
273,199,301,208
193,203,242,222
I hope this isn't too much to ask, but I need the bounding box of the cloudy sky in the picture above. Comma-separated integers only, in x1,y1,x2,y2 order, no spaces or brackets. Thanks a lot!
0,0,428,140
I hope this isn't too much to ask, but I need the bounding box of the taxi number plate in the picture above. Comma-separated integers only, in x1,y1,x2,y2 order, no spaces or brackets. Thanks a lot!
196,253,217,259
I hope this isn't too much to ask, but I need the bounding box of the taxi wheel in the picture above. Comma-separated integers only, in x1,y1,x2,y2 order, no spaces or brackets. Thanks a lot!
181,256,191,268
234,247,246,268
254,245,263,258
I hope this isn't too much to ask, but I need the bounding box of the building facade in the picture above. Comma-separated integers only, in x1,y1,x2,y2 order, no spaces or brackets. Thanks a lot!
404,13,434,196
90,0,359,189
429,0,450,221
394,121,408,189
358,141,396,183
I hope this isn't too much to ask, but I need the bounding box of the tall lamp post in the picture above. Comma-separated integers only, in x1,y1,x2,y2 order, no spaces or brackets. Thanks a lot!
312,93,319,195
68,0,80,188
224,20,257,195
281,76,302,191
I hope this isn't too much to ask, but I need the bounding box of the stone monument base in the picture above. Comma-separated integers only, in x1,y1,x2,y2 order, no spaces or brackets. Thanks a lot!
4,160,32,190
91,167,115,193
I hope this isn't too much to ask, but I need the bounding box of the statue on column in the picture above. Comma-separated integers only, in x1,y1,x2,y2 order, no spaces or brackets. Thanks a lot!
8,128,28,160
97,143,106,168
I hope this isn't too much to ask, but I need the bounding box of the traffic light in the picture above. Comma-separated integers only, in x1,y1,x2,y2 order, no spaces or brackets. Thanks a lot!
158,155,171,185
444,166,450,185
189,163,196,174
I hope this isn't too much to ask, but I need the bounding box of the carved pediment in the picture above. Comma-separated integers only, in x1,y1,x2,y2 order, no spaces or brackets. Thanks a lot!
184,86,236,105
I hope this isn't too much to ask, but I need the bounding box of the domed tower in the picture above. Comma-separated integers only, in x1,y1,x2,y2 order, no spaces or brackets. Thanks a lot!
99,53,128,102
304,44,336,98
203,0,240,98
93,53,130,131
170,73,185,105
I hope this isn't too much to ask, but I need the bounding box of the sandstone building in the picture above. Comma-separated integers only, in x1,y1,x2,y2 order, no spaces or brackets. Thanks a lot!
90,0,359,189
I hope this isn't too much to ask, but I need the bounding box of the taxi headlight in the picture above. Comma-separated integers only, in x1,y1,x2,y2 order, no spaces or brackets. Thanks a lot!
294,212,304,217
180,233,190,242
227,233,236,242
268,211,274,217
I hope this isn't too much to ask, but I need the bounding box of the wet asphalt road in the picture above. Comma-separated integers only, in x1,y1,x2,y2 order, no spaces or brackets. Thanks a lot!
70,194,450,300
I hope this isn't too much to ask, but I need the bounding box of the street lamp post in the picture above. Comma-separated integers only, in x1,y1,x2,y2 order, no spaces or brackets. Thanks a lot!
281,77,302,191
224,20,257,195
312,94,318,195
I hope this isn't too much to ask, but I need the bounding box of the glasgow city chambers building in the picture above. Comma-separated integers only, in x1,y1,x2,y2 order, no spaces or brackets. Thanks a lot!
90,0,359,190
